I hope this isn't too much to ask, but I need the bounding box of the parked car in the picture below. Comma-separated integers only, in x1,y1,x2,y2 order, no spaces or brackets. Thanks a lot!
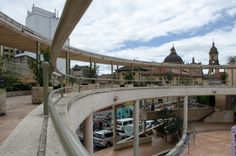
146,120,155,129
93,130,113,147
117,118,133,130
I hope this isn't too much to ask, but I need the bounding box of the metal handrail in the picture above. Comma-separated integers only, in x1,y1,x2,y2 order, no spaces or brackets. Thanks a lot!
45,0,236,155
48,87,90,156
165,133,191,156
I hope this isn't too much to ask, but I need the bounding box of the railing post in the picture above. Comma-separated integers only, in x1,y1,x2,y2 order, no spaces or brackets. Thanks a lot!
111,62,113,88
183,96,188,133
112,104,117,149
232,68,234,86
66,52,70,84
60,76,64,98
134,100,140,156
83,114,93,155
201,68,203,85
36,42,41,67
43,62,50,115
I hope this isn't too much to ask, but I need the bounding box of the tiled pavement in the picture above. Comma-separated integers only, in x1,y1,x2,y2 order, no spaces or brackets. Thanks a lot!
0,95,235,156
0,95,38,145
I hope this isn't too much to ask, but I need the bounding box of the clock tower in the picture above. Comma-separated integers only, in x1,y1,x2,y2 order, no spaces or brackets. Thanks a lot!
208,42,219,75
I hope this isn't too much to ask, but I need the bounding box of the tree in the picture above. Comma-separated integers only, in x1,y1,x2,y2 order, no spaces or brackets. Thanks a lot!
124,71,134,84
28,49,51,86
89,63,99,78
0,56,19,89
228,56,236,64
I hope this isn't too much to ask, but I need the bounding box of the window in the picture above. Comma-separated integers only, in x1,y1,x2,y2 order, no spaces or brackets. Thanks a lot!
105,132,113,138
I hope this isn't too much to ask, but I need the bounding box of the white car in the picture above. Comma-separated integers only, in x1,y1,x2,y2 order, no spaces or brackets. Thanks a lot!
93,130,113,147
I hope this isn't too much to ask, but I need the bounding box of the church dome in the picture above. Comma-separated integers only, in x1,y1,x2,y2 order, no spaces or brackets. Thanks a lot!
163,46,184,64
209,42,219,54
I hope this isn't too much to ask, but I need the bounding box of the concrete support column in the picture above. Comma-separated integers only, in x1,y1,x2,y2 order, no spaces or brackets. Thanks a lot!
189,68,191,85
43,62,49,115
66,52,70,84
160,68,163,85
143,120,146,134
60,76,64,98
111,62,113,87
183,96,188,133
201,69,203,85
131,64,134,84
151,66,153,84
116,65,119,80
138,67,140,86
232,69,234,86
134,100,140,156
112,105,117,149
36,42,41,63
177,97,181,118
0,45,3,56
83,114,93,155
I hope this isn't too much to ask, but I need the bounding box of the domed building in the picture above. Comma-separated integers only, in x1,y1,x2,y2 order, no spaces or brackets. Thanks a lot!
163,46,184,64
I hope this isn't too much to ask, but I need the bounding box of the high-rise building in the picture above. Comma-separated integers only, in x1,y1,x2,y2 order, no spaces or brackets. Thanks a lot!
25,5,69,46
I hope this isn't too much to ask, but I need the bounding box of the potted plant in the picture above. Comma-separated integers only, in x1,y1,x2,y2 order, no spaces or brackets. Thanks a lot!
0,56,18,115
28,49,53,104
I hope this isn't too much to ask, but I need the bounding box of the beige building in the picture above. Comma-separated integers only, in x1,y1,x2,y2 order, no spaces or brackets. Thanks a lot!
0,45,15,59
142,46,203,85
13,53,35,83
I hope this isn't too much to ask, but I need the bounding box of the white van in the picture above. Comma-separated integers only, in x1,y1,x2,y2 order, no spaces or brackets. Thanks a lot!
117,118,133,130
93,130,113,147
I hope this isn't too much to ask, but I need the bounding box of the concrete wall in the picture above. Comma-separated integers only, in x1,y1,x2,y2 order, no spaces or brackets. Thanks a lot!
177,107,214,121
204,109,234,123
215,95,227,109
226,69,236,86
140,107,213,121
0,89,6,115
67,86,236,130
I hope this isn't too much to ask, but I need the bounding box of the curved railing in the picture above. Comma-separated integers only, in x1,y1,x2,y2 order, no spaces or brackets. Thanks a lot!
0,0,235,155
47,74,236,156
44,0,236,156
48,87,90,156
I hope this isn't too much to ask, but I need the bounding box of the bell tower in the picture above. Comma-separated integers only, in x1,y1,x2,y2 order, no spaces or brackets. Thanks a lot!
208,42,219,75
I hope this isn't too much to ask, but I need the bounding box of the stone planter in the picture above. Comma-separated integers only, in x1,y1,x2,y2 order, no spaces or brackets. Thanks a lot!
31,87,53,104
0,89,6,115
125,84,133,88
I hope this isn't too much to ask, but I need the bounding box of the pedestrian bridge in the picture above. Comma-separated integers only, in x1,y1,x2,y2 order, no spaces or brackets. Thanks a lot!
1,85,236,156
1,0,236,156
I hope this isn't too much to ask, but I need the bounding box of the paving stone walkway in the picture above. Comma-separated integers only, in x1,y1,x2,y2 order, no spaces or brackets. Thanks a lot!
0,95,38,145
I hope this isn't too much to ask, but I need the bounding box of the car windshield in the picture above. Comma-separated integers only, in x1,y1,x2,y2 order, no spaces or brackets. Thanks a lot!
117,129,125,133
117,121,122,126
93,133,103,139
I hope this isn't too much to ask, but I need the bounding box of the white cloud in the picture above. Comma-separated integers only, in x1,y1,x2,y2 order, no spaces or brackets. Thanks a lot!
106,22,236,67
1,0,236,74
226,7,236,16
70,0,236,52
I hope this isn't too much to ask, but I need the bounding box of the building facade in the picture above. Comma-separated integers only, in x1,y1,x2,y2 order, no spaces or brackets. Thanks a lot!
26,5,69,46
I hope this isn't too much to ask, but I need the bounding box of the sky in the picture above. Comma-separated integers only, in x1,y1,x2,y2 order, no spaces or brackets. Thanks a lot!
1,0,236,74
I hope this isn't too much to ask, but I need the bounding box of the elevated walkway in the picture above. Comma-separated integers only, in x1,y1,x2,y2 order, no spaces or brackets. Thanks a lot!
0,86,236,156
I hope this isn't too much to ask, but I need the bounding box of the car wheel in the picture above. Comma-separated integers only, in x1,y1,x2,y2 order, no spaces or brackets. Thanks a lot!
106,142,112,147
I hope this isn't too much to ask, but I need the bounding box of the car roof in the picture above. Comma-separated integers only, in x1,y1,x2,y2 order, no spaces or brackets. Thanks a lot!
117,118,133,122
94,129,112,134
